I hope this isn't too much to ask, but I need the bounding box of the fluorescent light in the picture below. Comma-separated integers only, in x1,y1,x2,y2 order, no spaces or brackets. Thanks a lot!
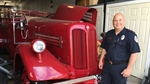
67,6,74,8
3,1,11,2
5,3,9,5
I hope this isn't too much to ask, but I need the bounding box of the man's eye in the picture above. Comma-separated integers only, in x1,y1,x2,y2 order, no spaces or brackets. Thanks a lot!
113,20,117,22
119,19,122,21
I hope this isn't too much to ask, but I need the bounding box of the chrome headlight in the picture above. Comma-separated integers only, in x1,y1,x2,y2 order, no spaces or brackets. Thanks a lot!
11,6,18,13
32,39,46,53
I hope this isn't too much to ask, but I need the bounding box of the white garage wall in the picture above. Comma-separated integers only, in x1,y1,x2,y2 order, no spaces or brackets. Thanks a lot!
91,5,104,40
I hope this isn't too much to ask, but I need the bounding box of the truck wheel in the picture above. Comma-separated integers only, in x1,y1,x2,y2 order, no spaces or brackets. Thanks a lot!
0,70,8,84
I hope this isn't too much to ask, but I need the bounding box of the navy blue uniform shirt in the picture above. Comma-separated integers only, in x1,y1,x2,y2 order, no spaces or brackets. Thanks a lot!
101,28,140,62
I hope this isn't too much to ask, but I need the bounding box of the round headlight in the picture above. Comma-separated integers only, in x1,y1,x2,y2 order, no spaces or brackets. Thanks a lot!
32,39,46,53
11,6,18,13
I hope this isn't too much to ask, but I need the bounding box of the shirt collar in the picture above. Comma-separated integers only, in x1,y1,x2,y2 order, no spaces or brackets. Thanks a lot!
117,27,128,35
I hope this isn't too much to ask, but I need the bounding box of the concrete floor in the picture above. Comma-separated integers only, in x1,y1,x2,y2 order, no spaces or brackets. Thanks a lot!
8,75,142,84
127,75,142,84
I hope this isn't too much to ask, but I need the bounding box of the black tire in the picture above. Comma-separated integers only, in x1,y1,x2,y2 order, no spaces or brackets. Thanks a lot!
0,70,8,84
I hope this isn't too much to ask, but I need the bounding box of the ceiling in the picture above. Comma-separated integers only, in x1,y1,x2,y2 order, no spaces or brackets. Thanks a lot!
0,0,21,6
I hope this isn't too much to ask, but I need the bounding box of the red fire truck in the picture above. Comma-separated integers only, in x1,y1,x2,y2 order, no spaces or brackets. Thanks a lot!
0,4,102,84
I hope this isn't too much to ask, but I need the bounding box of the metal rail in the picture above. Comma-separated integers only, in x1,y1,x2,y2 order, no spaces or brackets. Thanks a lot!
54,75,98,84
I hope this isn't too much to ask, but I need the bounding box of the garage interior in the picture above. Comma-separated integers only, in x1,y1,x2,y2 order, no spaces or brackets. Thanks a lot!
0,0,149,84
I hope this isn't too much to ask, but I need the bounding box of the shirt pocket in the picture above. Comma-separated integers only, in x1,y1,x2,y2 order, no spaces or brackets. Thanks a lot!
118,40,125,45
117,40,126,49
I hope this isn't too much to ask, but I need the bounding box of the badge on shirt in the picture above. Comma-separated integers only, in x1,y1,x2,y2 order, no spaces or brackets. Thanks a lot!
121,35,125,40
134,36,138,43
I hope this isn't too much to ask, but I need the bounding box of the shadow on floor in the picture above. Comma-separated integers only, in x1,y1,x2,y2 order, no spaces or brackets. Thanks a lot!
127,75,142,84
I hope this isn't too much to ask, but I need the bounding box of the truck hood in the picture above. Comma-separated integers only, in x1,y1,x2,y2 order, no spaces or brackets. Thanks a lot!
53,3,95,21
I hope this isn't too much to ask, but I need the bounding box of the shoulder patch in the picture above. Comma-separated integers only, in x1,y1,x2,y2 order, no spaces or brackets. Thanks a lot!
134,36,138,43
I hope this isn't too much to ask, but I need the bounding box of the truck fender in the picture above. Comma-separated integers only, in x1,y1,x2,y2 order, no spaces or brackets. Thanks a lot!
15,43,69,81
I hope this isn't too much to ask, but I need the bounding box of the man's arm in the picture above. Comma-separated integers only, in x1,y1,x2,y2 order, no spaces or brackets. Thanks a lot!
99,48,106,69
121,53,138,77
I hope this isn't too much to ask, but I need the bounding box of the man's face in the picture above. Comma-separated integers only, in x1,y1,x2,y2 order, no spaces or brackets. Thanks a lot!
112,14,125,30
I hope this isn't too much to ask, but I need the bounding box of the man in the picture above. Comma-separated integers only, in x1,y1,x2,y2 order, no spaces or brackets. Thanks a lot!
99,13,140,84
